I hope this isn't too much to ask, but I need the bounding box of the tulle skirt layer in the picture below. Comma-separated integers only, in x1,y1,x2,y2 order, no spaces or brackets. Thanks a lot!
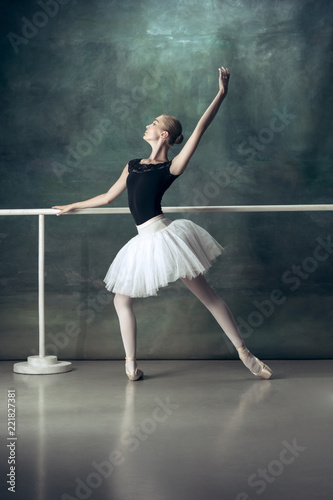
103,215,223,298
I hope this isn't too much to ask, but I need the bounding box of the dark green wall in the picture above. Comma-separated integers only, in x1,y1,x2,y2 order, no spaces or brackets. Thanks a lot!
1,0,333,360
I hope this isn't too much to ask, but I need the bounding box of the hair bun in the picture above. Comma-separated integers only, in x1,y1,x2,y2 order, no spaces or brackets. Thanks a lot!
175,134,183,145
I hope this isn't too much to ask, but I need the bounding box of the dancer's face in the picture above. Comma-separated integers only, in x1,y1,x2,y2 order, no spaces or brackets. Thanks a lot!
143,116,168,143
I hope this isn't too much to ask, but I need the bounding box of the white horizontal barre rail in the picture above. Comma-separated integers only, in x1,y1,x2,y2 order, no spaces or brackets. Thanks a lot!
1,204,333,216
1,204,333,374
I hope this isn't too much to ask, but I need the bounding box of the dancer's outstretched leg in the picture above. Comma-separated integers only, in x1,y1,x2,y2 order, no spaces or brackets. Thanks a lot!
180,275,272,379
113,293,143,381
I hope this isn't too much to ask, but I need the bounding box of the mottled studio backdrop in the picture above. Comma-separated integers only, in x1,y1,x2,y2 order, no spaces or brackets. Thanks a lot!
1,0,333,360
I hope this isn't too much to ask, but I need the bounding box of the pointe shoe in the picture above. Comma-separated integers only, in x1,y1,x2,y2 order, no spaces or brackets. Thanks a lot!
125,357,144,381
237,346,272,380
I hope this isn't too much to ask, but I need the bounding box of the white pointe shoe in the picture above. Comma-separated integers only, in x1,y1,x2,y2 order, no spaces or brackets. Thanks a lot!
125,357,144,381
237,346,272,380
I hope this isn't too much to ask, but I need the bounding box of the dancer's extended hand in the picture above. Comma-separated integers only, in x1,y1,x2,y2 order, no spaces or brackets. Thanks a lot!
218,66,230,96
52,204,76,216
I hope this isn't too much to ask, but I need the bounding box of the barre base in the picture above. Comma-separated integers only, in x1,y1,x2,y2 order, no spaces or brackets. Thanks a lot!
13,355,72,375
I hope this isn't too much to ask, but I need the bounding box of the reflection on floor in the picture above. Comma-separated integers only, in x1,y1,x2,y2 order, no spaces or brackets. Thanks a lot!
0,360,332,500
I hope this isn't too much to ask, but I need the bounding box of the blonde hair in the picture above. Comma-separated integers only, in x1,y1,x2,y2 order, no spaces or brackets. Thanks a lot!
161,114,183,145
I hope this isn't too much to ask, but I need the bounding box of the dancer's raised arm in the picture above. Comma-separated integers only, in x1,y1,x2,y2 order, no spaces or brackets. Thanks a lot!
52,163,129,216
170,66,230,176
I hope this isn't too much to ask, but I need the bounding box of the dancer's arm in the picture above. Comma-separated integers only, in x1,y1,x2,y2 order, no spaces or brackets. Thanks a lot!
170,66,230,176
52,164,129,216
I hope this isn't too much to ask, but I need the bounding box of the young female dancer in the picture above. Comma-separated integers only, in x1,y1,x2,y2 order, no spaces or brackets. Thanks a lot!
53,66,272,381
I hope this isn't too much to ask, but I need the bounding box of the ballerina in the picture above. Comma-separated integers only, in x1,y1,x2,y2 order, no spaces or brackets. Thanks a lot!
53,66,272,382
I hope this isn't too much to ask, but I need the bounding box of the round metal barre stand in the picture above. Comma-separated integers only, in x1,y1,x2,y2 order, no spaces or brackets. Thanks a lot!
1,205,333,375
13,215,72,375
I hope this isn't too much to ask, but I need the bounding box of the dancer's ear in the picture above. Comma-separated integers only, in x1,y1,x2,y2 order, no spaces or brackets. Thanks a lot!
160,131,169,140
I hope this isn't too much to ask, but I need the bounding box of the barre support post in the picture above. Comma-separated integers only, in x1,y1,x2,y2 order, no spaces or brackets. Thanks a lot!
13,215,72,374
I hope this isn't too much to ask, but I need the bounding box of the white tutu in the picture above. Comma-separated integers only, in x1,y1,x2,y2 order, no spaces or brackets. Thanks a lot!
103,215,224,298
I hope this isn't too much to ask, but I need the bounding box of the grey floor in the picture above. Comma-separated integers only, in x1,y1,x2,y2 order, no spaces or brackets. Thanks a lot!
0,359,332,500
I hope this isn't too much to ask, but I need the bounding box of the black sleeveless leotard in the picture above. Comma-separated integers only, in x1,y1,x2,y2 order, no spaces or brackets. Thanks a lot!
126,158,180,225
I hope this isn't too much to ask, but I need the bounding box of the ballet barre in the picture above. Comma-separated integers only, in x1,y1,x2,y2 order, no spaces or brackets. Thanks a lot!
1,204,332,374
2,204,333,216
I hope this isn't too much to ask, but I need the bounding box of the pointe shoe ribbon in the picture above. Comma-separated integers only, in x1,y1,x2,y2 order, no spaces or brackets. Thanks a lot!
125,356,144,381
